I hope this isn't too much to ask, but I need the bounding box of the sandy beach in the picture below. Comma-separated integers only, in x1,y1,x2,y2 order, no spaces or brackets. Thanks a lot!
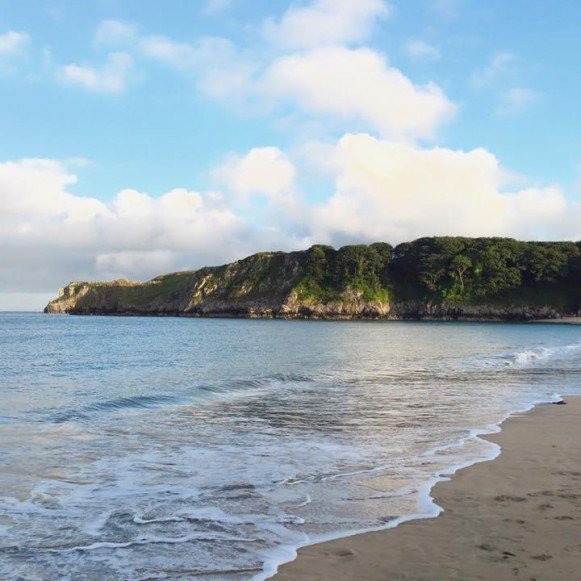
276,397,581,580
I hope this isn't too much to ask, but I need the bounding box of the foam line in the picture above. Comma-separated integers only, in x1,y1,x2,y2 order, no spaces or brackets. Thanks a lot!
257,391,565,580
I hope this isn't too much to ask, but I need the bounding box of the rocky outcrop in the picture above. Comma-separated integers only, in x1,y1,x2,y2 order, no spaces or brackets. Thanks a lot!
45,278,392,319
44,240,581,321
387,301,565,321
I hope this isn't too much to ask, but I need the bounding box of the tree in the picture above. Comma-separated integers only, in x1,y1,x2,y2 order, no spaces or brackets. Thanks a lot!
450,255,472,293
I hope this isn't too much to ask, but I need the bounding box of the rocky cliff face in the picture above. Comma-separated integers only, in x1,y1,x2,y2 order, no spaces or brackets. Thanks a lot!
45,254,391,318
45,239,581,321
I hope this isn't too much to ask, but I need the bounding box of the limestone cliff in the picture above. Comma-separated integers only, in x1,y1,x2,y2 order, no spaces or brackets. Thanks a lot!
45,248,392,318
45,238,581,321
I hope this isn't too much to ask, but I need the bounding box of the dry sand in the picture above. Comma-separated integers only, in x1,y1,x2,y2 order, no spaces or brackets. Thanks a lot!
275,397,581,581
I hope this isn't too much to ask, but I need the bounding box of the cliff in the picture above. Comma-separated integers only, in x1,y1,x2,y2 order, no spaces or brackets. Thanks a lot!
45,238,581,321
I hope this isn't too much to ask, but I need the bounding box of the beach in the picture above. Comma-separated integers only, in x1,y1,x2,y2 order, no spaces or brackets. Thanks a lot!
276,397,581,580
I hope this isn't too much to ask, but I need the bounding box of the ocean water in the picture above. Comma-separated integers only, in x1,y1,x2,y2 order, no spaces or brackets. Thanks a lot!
0,314,580,580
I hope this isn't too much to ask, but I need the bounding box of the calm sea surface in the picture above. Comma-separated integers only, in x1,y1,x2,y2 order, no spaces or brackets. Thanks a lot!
0,313,580,579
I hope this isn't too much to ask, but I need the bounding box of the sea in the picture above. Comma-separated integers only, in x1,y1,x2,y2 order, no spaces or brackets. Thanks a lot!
0,313,580,580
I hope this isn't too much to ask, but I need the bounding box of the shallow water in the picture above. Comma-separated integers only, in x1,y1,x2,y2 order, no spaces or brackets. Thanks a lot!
0,314,579,579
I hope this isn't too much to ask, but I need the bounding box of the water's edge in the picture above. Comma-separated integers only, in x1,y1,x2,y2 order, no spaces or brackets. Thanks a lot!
262,393,566,580
45,311,581,323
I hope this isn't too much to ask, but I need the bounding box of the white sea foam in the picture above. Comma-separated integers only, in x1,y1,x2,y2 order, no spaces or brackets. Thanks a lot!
53,532,259,553
508,342,581,366
257,392,566,580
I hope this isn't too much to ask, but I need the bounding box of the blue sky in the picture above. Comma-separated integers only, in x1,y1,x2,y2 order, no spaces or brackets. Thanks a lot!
0,0,580,309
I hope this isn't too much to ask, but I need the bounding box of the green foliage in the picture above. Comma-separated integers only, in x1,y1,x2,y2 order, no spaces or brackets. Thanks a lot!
61,238,580,314
293,243,393,304
391,237,580,309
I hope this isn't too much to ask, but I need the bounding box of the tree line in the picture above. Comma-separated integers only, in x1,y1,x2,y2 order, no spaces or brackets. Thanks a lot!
299,237,581,307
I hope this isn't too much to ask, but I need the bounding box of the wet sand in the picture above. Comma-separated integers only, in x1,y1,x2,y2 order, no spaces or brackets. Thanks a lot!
533,317,581,324
275,397,581,580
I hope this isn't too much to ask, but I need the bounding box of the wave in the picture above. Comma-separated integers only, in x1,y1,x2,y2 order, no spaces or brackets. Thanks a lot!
258,392,566,580
473,342,581,370
86,394,180,412
47,373,316,424
509,342,581,366
48,394,181,423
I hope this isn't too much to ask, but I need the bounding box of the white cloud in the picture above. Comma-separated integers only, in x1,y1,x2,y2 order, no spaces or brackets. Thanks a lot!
95,19,137,46
0,30,29,56
0,158,300,305
137,33,259,103
302,133,581,245
0,158,105,220
405,39,441,61
89,17,454,140
0,144,579,310
262,0,390,49
504,186,570,239
264,46,456,141
213,147,296,200
497,87,540,115
58,52,133,93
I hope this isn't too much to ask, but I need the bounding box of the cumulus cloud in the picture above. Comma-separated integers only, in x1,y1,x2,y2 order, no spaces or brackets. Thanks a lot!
1,141,579,310
300,134,581,245
0,158,105,220
88,14,454,140
306,134,506,242
264,46,456,141
262,0,390,49
58,52,134,93
0,159,291,301
213,147,296,200
504,186,570,239
0,30,29,56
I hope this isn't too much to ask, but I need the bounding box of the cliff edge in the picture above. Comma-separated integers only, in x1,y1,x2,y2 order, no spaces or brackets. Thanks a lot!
45,238,581,321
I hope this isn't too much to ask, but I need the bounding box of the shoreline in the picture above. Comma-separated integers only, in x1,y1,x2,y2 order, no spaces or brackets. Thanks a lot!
42,310,581,324
273,396,581,580
533,317,581,325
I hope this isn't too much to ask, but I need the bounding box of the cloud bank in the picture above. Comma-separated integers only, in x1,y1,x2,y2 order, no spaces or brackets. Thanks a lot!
0,1,575,310
1,137,578,309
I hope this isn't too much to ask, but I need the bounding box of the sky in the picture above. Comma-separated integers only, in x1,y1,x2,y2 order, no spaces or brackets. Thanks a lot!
0,0,580,310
